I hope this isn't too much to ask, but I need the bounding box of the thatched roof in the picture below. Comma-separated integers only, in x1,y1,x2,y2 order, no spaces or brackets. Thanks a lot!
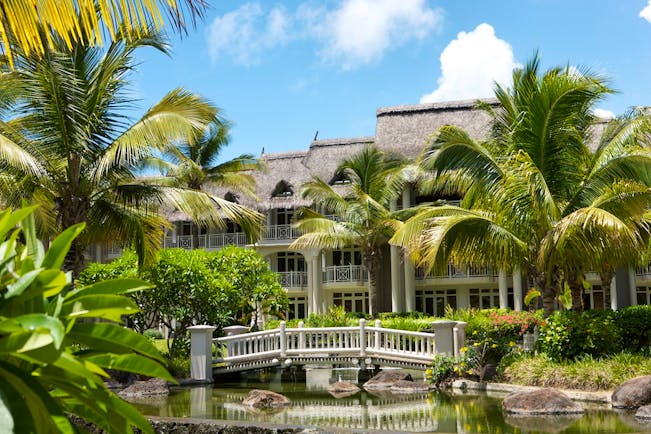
375,98,498,158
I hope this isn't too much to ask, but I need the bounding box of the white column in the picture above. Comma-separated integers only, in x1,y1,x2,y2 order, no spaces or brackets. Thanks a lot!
498,269,508,309
188,325,216,383
513,267,523,311
626,271,636,308
311,251,322,314
389,199,404,312
402,185,415,311
95,244,102,263
306,254,315,315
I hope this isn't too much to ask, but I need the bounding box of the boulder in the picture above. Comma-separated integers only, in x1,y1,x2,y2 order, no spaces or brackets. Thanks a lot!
612,376,651,409
327,381,360,398
636,405,651,420
502,388,584,415
389,380,434,394
242,389,291,408
118,378,169,398
363,371,412,390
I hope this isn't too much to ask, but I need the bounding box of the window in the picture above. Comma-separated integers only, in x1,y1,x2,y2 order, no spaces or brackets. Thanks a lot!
637,286,651,305
329,171,351,186
287,296,307,320
272,181,293,198
416,289,457,315
584,285,606,310
332,248,362,266
469,288,500,309
276,251,305,272
276,208,294,225
332,292,368,313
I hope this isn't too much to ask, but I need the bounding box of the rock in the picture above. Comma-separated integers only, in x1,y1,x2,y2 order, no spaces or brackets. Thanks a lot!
504,414,583,433
118,378,169,398
327,381,360,398
636,405,651,419
363,371,413,390
241,389,291,408
389,380,434,394
502,388,584,415
612,376,651,409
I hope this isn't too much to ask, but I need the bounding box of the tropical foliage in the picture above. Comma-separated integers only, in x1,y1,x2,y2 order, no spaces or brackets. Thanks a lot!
0,0,207,68
0,31,221,276
143,117,265,243
0,206,171,433
392,56,651,315
79,247,288,357
291,146,406,316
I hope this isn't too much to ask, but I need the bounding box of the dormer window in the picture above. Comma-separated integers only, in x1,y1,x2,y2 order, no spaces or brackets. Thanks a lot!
272,180,293,198
224,192,239,203
330,171,351,186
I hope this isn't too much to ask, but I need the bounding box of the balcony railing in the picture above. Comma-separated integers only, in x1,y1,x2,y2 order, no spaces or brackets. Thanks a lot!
323,265,368,284
277,271,308,288
163,233,247,250
637,264,651,278
262,224,299,241
415,263,497,280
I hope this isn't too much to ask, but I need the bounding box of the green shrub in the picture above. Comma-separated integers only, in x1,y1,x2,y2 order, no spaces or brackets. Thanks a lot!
427,354,455,386
615,305,651,353
167,356,191,379
538,310,622,361
144,328,164,339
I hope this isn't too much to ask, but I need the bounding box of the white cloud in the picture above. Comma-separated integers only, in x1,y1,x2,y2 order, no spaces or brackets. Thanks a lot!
593,108,615,119
206,3,290,65
313,0,443,69
206,1,442,68
420,23,518,103
640,1,651,23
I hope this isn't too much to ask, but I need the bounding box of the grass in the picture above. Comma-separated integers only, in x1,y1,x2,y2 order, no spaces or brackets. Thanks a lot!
500,352,651,391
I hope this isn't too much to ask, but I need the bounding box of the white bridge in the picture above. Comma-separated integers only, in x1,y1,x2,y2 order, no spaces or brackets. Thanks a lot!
189,319,467,382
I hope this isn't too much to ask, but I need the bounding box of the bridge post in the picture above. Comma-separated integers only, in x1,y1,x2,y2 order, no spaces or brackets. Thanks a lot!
298,321,305,350
374,319,382,350
359,319,366,357
279,321,287,357
431,320,456,356
188,325,217,383
453,321,467,358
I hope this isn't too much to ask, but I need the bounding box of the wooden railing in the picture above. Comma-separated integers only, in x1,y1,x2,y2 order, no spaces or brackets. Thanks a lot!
277,271,308,287
162,233,247,250
262,224,299,241
415,263,497,280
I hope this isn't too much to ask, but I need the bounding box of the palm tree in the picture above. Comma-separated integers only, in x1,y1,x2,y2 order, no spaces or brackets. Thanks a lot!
290,146,406,316
143,118,265,244
392,56,651,316
0,0,207,68
0,32,220,276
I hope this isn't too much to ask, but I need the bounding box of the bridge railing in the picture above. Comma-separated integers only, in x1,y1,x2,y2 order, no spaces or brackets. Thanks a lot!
189,319,467,382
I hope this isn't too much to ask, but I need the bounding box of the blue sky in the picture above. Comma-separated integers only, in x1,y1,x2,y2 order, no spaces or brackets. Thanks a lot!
132,0,651,162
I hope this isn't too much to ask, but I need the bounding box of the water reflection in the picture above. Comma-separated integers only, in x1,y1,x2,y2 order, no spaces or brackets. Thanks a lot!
130,368,650,433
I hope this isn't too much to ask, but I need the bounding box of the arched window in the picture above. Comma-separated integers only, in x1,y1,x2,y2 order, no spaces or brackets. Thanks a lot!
272,180,293,197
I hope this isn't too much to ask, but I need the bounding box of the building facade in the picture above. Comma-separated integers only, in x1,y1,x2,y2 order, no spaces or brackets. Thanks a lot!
90,99,642,318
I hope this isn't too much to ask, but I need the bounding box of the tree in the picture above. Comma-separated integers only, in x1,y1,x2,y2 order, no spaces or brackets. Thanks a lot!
143,118,264,244
206,245,288,328
392,56,651,316
0,206,172,434
0,32,220,276
291,146,406,316
0,0,207,68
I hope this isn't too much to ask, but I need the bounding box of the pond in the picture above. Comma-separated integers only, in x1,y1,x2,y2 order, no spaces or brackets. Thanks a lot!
131,368,651,433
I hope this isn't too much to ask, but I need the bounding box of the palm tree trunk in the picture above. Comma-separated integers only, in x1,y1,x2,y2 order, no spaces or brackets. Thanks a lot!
537,270,560,317
567,270,584,313
365,254,379,317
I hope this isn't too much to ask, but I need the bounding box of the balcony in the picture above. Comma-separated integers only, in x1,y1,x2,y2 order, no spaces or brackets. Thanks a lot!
163,233,247,250
636,263,651,281
277,271,308,288
102,243,124,260
323,265,368,284
415,264,497,281
261,224,300,243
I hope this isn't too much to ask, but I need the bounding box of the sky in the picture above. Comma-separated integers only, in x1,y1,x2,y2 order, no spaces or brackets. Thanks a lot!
132,0,651,162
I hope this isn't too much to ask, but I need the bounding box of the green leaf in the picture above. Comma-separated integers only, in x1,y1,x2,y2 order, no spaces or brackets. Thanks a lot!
0,207,38,241
41,223,85,270
65,278,153,303
0,376,34,434
61,294,139,321
68,322,164,362
4,269,42,298
0,361,74,434
84,353,175,383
